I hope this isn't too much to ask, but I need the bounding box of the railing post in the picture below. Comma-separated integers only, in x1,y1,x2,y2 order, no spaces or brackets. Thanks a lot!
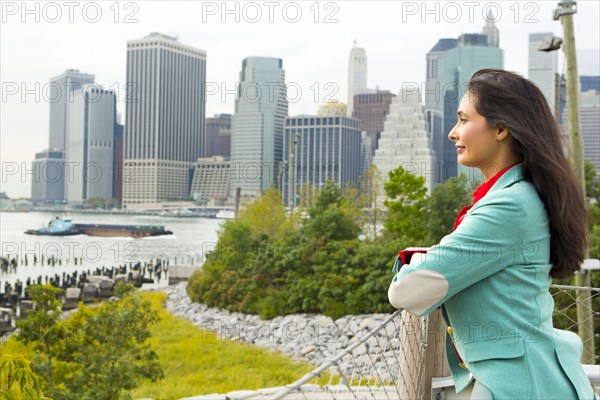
423,308,450,399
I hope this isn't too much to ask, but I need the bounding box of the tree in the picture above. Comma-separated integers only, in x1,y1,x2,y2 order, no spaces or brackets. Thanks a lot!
383,165,428,242
552,160,600,362
83,197,118,209
15,283,162,399
54,282,163,400
303,181,361,241
0,354,49,399
585,160,600,205
424,173,471,245
238,186,295,241
16,284,64,385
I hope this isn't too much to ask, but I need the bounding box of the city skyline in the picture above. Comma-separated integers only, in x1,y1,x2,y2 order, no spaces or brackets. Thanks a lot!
2,1,600,198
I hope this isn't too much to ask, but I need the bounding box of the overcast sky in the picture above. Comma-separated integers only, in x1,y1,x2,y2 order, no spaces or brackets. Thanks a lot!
1,0,599,198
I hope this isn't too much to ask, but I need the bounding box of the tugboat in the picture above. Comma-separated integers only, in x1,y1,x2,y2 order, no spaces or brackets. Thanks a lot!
24,217,80,236
25,217,173,238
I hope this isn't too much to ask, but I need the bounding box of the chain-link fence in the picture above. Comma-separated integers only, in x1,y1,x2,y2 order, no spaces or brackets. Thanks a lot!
186,283,599,400
267,309,427,400
550,283,599,364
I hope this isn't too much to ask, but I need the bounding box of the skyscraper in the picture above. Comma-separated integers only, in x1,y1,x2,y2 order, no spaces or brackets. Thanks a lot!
373,89,436,205
31,149,65,206
528,33,559,116
230,57,288,198
204,114,231,159
123,33,207,209
283,115,362,205
562,89,600,175
33,69,94,204
113,121,124,205
66,86,116,205
481,10,500,47
49,69,95,151
433,34,504,182
425,39,458,112
360,131,373,178
347,42,367,116
425,39,458,185
424,34,503,184
352,90,396,153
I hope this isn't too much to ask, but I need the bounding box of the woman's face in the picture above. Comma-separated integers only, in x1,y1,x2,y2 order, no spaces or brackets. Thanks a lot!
448,92,501,170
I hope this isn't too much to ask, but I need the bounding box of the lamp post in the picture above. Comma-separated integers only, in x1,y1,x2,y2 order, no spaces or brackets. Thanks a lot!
288,132,299,215
542,0,594,364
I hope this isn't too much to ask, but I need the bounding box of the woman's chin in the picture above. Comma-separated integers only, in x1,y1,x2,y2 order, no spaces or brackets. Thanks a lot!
457,158,478,168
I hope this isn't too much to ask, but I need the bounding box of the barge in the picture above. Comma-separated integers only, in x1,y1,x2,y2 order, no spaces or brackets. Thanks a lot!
74,223,172,238
25,217,173,238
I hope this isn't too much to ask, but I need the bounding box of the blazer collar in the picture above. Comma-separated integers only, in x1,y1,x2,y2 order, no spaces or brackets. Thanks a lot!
486,163,525,195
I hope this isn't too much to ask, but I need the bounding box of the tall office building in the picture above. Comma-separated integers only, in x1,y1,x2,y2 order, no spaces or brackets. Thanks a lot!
283,115,362,205
123,33,207,209
425,39,458,184
32,69,94,204
373,89,436,206
425,39,458,112
481,9,500,47
581,76,600,93
230,57,288,198
528,33,559,116
347,42,368,116
562,90,600,175
558,76,600,125
66,86,116,205
113,122,124,205
30,149,65,206
352,90,396,153
424,33,503,184
190,156,231,205
360,131,373,178
49,69,95,151
439,33,503,184
205,114,232,158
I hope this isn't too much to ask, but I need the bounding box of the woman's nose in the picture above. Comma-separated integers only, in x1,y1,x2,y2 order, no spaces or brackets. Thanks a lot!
448,125,457,141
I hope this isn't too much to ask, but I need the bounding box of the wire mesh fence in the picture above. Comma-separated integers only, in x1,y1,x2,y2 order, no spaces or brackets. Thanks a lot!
186,283,599,400
549,283,599,364
268,309,427,400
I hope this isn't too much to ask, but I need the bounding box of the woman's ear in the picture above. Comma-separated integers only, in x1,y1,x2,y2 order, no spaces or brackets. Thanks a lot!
497,125,509,141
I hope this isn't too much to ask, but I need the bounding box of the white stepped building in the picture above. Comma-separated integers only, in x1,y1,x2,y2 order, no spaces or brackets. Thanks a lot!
372,89,437,207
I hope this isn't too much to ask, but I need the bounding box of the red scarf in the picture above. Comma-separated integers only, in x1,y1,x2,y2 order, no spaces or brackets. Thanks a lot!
453,162,522,230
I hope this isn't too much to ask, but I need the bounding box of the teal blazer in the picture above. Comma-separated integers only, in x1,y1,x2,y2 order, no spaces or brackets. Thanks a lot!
388,163,594,399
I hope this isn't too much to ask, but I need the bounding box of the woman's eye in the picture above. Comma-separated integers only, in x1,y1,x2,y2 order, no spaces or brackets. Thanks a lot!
460,119,467,123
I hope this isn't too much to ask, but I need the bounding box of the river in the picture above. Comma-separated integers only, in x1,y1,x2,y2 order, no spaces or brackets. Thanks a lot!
0,211,223,294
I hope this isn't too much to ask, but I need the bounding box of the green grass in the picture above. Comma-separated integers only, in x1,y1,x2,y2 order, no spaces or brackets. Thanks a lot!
1,292,320,399
132,292,317,399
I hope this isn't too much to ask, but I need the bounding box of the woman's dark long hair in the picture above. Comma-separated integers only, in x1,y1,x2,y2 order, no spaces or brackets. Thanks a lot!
467,68,588,279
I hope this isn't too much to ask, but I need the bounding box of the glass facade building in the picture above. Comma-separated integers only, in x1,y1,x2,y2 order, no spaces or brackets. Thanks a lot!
230,57,288,198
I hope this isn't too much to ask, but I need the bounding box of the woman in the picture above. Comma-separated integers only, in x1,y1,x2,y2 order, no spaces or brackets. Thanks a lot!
388,69,595,399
